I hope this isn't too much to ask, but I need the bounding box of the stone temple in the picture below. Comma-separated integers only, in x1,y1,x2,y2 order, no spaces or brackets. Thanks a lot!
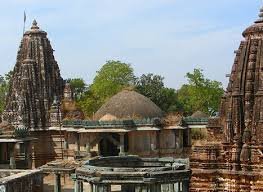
191,7,263,191
2,20,64,130
2,6,263,192
0,20,192,191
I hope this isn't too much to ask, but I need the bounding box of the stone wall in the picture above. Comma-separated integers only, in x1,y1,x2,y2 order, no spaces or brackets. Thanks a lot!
31,131,61,167
0,170,43,192
191,169,263,192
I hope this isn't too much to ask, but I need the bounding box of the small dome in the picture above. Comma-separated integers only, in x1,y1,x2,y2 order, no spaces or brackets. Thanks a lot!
94,90,164,120
191,111,209,118
242,7,263,37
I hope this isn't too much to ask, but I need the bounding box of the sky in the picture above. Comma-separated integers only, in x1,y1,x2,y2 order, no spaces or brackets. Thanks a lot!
0,0,262,89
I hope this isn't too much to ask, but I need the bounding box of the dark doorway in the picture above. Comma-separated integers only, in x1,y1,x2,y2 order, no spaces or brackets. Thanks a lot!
99,133,120,156
121,185,135,192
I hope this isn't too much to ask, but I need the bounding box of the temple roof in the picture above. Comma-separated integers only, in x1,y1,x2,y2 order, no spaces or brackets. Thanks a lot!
94,90,164,120
191,111,209,118
3,20,64,129
24,20,47,36
243,7,263,37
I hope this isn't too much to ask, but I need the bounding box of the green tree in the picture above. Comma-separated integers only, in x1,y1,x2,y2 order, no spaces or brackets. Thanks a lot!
135,73,182,112
67,78,86,100
177,68,224,116
78,60,136,116
0,71,12,114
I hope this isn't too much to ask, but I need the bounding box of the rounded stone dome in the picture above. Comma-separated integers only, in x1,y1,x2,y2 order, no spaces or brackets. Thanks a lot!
242,7,263,37
191,111,209,118
94,90,164,120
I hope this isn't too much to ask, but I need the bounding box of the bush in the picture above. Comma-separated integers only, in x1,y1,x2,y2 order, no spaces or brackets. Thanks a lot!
191,128,207,140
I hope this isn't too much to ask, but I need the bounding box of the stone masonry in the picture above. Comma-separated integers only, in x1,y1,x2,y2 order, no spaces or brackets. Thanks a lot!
2,20,64,130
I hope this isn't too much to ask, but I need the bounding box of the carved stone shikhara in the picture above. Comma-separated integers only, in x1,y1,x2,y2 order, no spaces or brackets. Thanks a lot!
191,7,263,192
220,7,263,171
2,20,64,130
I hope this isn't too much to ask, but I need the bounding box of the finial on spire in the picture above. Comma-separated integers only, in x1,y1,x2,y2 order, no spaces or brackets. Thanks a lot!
31,19,39,30
255,6,263,23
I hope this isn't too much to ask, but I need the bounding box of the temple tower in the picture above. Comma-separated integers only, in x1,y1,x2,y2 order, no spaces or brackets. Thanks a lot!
2,20,64,130
220,7,263,170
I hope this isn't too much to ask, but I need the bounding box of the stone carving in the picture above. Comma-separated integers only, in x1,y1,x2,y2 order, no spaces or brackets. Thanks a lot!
220,8,263,167
191,7,263,191
2,20,64,130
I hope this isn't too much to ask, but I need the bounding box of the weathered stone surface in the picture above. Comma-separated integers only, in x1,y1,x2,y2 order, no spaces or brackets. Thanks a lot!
2,20,64,130
190,7,263,192
0,169,43,192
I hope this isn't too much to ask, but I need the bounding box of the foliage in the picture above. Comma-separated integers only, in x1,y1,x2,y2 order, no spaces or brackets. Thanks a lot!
67,78,86,100
0,71,12,114
91,60,135,100
135,73,182,112
77,60,136,117
77,90,100,117
177,68,224,116
191,128,207,140
14,126,29,138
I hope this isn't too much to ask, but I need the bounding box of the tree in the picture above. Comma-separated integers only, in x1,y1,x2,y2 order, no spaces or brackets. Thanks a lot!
0,71,12,115
177,68,224,116
67,78,86,100
91,60,135,100
77,60,136,116
135,73,182,112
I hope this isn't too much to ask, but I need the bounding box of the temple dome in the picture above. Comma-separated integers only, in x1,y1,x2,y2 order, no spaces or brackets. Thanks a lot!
94,90,164,120
243,7,263,37
191,111,209,118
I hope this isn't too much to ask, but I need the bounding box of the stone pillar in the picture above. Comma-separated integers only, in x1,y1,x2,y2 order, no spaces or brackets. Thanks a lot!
150,184,161,192
64,139,68,149
135,185,150,192
161,184,169,192
54,173,61,192
31,141,36,169
93,184,110,192
24,141,32,169
173,183,179,192
119,133,125,156
76,133,80,156
74,180,83,192
90,183,93,192
182,180,189,192
9,143,16,169
86,134,91,158
169,184,175,192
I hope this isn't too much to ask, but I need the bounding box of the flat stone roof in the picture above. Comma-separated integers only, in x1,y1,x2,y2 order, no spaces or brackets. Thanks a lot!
0,169,42,184
75,156,191,184
0,137,36,143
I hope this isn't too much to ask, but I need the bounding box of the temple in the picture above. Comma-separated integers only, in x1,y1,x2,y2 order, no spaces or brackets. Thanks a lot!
2,20,64,130
2,5,263,192
191,7,263,191
0,21,192,191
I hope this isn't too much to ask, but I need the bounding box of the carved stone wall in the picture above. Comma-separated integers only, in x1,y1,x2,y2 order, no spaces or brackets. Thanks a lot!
190,7,263,192
2,20,64,130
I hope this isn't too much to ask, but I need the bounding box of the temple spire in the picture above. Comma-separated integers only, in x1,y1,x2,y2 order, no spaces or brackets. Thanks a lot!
31,19,39,30
256,4,263,23
2,21,64,129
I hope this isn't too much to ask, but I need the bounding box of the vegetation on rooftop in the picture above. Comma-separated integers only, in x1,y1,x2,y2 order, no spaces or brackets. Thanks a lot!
0,71,12,115
191,128,207,141
14,126,29,138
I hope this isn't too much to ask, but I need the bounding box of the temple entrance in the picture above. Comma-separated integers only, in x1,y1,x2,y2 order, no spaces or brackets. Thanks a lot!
99,133,120,156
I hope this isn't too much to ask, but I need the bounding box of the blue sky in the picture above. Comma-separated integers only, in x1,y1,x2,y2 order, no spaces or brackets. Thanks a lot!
0,0,261,88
